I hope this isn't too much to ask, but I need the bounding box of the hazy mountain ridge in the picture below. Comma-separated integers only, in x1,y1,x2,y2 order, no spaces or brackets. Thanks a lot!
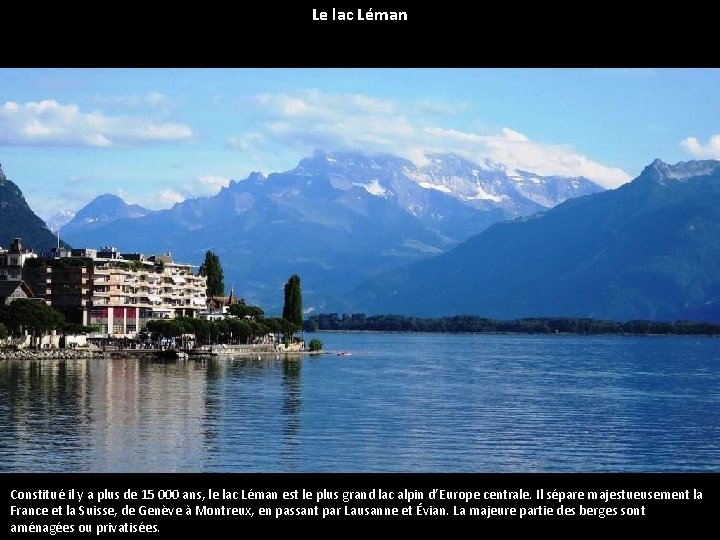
61,194,155,236
58,151,603,311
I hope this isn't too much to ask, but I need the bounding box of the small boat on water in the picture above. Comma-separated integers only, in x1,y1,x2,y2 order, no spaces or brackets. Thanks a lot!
157,349,189,360
337,350,352,356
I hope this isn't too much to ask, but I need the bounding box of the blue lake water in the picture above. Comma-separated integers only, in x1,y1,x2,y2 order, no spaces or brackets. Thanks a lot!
0,332,718,472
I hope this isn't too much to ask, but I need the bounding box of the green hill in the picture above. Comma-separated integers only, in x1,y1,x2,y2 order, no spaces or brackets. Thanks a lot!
0,164,65,252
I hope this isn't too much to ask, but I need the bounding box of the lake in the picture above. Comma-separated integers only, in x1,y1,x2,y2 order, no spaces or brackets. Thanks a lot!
1,332,718,472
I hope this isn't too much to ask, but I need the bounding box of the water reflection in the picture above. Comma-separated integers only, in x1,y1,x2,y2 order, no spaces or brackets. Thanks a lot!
281,359,302,469
0,334,719,472
0,360,90,471
86,359,209,472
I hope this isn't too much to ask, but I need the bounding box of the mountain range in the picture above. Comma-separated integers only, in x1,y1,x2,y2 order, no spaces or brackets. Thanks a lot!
351,159,720,321
59,151,601,310
4,153,718,321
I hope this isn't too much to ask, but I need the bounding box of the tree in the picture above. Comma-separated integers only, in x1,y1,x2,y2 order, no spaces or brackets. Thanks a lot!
302,319,319,332
274,317,300,343
62,322,101,335
199,250,225,297
282,274,302,328
228,303,264,320
146,318,191,339
308,338,323,351
1,299,64,344
263,317,284,335
0,322,8,340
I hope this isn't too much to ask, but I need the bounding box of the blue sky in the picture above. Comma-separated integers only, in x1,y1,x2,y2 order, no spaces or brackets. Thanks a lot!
1,68,719,221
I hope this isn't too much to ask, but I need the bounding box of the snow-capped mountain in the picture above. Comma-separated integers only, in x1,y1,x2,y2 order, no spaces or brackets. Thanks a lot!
410,152,602,213
294,151,602,220
44,209,76,232
351,159,720,321
61,151,604,311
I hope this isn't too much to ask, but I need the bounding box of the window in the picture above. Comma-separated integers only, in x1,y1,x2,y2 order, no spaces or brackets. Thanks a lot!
89,307,108,325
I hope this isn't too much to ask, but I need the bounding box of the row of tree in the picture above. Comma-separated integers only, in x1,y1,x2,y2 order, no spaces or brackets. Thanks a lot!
304,313,720,336
146,313,299,345
199,250,303,328
0,299,98,342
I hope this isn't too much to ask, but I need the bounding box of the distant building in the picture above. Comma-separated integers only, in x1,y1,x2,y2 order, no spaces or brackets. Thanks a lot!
0,238,37,281
0,280,33,305
201,288,243,319
3,240,208,338
206,289,245,316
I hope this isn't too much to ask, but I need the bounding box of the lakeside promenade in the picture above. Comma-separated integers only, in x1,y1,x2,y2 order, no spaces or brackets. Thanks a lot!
0,344,311,361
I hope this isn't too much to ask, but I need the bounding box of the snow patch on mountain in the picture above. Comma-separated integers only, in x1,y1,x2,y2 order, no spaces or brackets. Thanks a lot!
417,181,453,193
45,209,76,231
354,179,387,196
651,159,720,181
464,186,504,202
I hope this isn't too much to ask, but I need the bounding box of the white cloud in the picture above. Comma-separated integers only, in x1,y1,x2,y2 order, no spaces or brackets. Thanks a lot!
144,175,232,209
682,135,720,159
0,99,192,147
416,99,471,115
480,129,631,188
249,91,415,157
193,175,231,194
234,90,631,188
257,91,395,118
227,132,265,151
35,174,231,219
158,190,185,205
424,126,483,143
421,125,629,187
350,94,395,114
113,189,131,200
144,91,166,107
92,91,167,109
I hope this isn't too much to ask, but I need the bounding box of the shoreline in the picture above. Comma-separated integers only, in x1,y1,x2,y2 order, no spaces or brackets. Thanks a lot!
0,348,326,361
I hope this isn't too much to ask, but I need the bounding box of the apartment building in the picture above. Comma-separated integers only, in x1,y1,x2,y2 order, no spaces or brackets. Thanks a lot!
0,238,37,281
17,245,207,338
